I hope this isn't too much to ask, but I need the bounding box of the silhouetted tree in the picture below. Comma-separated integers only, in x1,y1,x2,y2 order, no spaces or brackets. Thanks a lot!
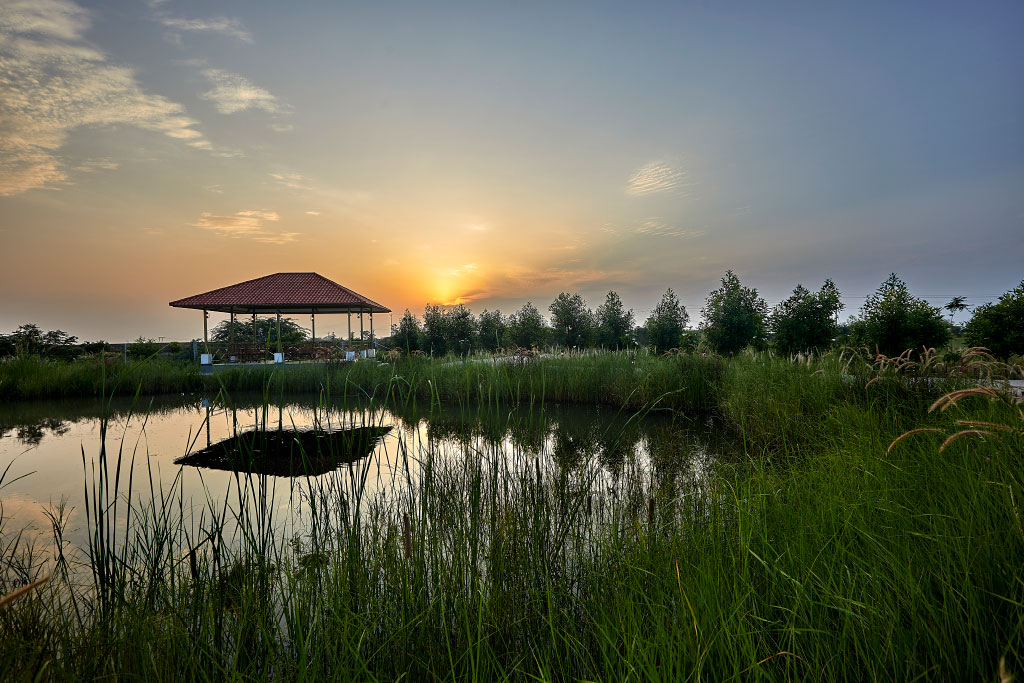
391,309,422,353
549,292,594,349
595,291,634,349
769,280,842,355
508,302,546,349
477,309,507,352
211,317,307,344
448,305,478,356
944,296,968,323
422,304,450,356
963,280,1024,359
645,289,689,353
848,273,948,356
700,271,768,354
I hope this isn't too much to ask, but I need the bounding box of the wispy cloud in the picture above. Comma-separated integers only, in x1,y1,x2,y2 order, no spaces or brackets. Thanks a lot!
0,0,212,196
205,184,223,194
268,172,310,190
201,68,282,115
304,210,320,216
191,209,299,244
633,218,706,239
157,16,252,45
72,158,119,173
626,160,693,197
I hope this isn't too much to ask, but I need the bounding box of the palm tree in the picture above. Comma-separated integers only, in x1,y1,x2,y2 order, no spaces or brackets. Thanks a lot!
944,296,968,323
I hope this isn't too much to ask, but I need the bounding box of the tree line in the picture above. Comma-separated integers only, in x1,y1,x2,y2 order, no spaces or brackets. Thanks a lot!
388,272,1024,360
2,274,1021,361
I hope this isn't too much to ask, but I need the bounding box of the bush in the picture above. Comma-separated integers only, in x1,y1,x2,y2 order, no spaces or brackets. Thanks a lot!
963,280,1024,359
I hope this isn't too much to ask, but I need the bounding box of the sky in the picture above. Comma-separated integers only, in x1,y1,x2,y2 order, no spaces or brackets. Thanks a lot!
1,0,1022,342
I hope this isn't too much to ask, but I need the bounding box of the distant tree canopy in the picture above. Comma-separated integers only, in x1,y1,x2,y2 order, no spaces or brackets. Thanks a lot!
549,292,594,349
211,317,308,344
849,273,948,357
508,302,546,349
963,280,1024,359
477,309,507,353
700,271,768,354
391,309,423,353
645,289,689,353
0,324,82,360
595,291,634,350
421,304,479,356
769,280,842,355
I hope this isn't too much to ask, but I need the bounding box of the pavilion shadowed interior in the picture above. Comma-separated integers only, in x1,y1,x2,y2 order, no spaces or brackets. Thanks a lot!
169,272,390,364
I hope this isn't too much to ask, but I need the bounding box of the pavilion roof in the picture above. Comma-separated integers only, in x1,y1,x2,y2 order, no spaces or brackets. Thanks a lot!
169,272,390,314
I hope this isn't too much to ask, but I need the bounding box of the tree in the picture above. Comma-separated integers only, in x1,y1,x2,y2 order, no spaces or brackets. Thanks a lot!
769,280,843,355
508,302,546,349
848,273,949,357
963,280,1024,359
944,296,968,323
549,292,594,349
447,304,478,356
595,291,634,349
477,309,507,352
700,271,768,354
645,288,689,353
422,304,450,356
391,309,422,353
211,317,308,344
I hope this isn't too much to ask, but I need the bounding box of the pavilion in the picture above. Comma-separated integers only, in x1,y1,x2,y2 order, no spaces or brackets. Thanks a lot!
169,272,390,363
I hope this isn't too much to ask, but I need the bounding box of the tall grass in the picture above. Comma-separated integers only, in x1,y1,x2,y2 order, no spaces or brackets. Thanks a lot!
0,356,1021,680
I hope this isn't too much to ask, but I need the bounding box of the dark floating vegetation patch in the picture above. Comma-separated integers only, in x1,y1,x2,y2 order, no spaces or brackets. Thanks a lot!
175,425,391,476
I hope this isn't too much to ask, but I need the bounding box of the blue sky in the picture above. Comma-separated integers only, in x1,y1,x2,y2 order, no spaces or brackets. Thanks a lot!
1,0,1022,340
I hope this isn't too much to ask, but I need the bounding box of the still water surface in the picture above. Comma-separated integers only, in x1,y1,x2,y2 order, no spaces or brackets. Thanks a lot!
0,394,727,554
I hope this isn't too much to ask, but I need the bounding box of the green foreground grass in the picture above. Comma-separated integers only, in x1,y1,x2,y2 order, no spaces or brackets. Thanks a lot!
1,353,1022,681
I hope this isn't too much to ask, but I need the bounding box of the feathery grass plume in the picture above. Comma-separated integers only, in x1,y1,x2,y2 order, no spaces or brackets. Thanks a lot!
0,575,49,609
929,387,1001,412
887,428,943,453
939,429,996,451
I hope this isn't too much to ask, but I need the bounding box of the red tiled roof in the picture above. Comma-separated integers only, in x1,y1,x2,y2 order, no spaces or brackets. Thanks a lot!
169,273,390,314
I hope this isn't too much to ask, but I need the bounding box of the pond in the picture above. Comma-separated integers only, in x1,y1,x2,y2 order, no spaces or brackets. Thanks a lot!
0,393,732,558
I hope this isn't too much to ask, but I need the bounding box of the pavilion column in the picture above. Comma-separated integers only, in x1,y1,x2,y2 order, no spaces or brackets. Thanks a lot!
370,314,374,342
253,314,258,360
276,311,282,354
347,313,351,342
311,312,316,343
229,309,235,355
202,309,208,352
359,312,364,343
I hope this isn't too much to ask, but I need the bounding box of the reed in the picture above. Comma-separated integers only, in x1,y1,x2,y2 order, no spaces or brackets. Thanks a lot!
0,354,1021,680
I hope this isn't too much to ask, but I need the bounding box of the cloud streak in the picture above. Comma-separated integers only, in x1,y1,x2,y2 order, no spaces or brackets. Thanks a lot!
191,209,299,244
201,68,282,115
158,16,252,44
0,0,211,196
626,160,693,196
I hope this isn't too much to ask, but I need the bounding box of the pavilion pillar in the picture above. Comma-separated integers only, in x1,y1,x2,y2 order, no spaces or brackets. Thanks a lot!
229,309,235,355
253,314,258,360
202,309,208,352
370,313,374,342
359,312,364,343
311,312,316,343
276,311,282,354
347,313,351,342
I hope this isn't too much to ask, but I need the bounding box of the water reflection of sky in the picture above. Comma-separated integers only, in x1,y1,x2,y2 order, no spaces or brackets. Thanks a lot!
0,394,729,557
